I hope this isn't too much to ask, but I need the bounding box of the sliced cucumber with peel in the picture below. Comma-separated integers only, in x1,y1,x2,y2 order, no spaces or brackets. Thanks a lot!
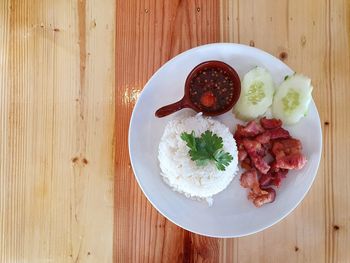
272,74,313,125
233,67,275,120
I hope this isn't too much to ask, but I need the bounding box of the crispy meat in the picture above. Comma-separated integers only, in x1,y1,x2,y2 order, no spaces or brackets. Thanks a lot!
235,121,265,139
259,173,273,187
256,127,290,144
255,132,270,144
242,139,270,174
272,139,302,157
260,117,282,129
240,158,252,170
240,169,261,194
268,127,291,140
272,139,306,170
235,118,307,207
259,169,287,188
275,153,307,170
251,188,276,207
238,147,248,162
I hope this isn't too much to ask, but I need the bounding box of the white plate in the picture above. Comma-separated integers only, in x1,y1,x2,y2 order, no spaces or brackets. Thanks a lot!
128,43,322,238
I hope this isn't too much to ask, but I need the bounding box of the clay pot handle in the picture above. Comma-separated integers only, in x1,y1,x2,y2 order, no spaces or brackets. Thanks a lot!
155,99,186,118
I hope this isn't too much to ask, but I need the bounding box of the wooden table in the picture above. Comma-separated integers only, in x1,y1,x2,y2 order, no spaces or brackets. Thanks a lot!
0,0,349,262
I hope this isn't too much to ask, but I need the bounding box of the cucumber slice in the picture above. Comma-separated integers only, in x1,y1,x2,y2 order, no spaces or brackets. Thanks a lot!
272,74,313,125
233,67,275,120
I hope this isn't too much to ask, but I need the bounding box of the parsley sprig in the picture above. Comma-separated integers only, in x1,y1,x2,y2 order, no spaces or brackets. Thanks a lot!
180,130,233,171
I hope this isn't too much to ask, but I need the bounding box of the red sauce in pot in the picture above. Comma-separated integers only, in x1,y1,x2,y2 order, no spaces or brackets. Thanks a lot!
189,67,237,112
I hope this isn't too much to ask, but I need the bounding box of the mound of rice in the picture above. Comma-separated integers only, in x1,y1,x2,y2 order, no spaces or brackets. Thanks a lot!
158,113,238,205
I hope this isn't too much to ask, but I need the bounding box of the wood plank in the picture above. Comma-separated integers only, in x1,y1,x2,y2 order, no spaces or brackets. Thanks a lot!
114,0,221,262
329,0,350,261
219,0,332,262
0,1,115,262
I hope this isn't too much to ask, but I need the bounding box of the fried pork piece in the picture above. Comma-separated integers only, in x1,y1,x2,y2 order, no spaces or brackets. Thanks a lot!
272,139,307,170
249,188,276,207
260,117,282,129
259,169,288,187
275,154,307,170
242,139,265,156
238,144,248,161
272,138,302,157
258,173,272,187
255,127,290,144
234,120,265,140
242,139,270,174
255,132,270,144
240,169,261,194
240,169,276,207
240,157,252,170
268,127,291,140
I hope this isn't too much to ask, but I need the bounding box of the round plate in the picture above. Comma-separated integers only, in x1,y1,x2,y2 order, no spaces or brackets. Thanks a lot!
128,43,322,238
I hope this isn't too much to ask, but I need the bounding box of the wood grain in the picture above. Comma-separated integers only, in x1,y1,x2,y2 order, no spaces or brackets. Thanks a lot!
218,0,350,262
0,0,115,262
114,0,221,262
329,0,350,261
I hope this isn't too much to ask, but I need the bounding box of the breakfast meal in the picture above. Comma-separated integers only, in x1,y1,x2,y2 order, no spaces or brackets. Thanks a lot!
158,113,238,205
156,61,313,207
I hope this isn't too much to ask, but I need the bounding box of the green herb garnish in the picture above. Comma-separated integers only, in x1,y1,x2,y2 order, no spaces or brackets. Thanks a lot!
180,130,233,171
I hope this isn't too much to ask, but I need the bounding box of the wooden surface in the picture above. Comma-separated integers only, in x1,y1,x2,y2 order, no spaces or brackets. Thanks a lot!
0,0,115,262
0,0,349,262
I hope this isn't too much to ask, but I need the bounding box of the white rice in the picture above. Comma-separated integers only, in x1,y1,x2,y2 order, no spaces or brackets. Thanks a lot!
158,113,238,205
